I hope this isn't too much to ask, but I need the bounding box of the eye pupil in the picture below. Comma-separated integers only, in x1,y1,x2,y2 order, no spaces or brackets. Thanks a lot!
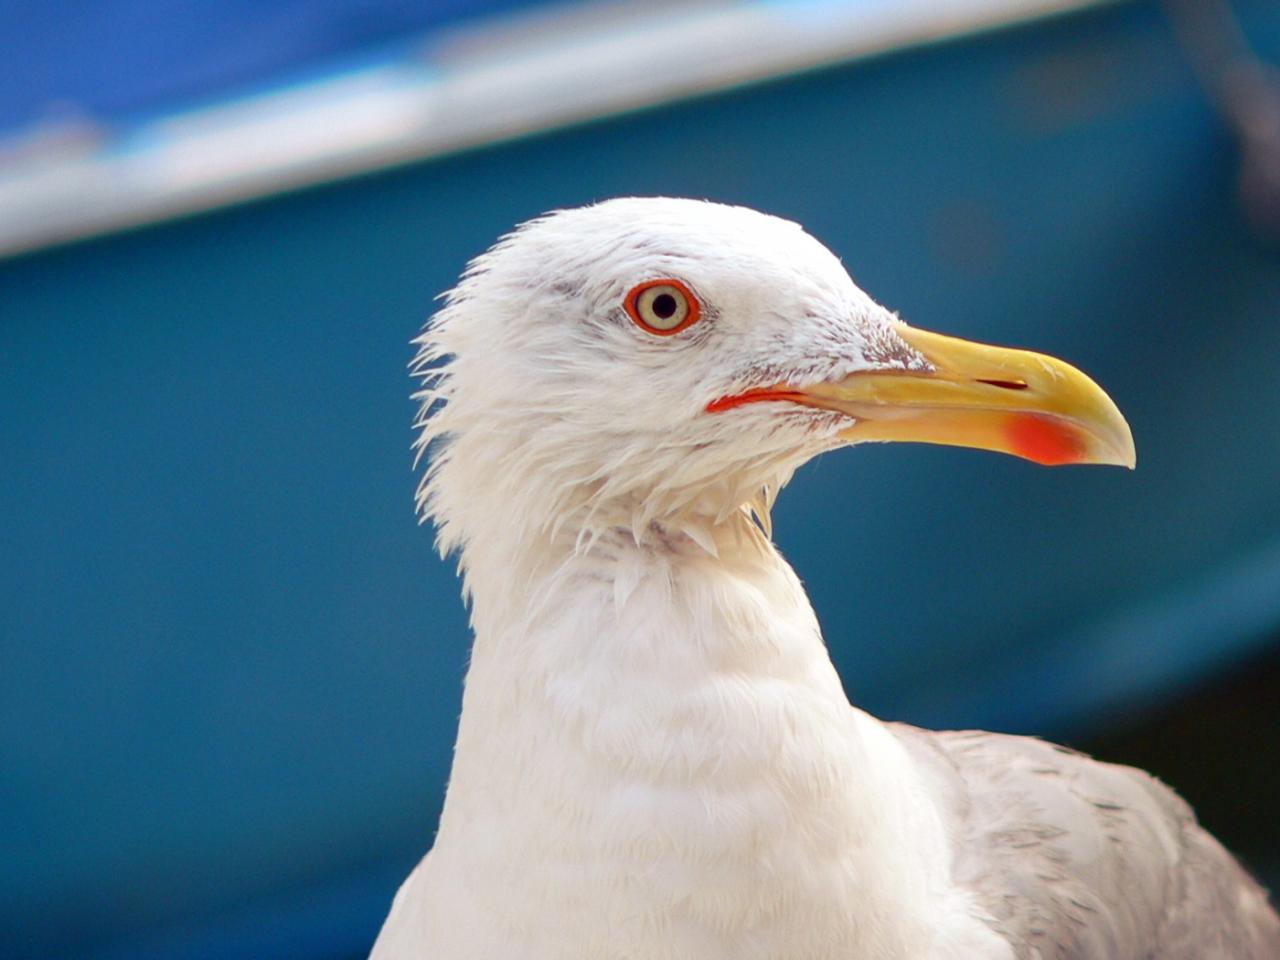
652,293,677,319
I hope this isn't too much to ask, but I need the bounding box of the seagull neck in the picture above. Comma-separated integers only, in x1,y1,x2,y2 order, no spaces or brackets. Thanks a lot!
432,515,961,957
452,510,871,809
463,511,823,668
457,510,855,743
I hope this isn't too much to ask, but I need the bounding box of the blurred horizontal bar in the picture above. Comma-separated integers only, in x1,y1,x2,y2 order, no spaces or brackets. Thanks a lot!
0,0,1114,259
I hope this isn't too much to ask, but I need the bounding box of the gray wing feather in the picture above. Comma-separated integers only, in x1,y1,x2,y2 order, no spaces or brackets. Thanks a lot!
891,723,1280,959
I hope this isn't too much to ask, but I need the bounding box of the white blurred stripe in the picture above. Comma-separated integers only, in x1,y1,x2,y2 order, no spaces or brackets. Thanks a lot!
0,0,1113,257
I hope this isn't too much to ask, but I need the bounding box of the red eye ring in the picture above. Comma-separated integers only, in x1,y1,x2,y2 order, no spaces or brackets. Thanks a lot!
624,278,701,336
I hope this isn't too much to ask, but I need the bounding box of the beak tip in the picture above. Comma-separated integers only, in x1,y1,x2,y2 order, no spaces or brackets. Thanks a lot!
1082,421,1134,470
1105,414,1137,471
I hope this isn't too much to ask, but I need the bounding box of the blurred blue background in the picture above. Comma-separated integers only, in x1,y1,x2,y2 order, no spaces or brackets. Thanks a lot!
0,0,541,135
3,1,1279,957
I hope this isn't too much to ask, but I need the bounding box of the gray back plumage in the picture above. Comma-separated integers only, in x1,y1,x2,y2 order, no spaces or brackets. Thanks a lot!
891,724,1280,958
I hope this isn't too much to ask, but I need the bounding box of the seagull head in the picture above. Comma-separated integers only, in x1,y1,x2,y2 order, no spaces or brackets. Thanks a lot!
414,198,1133,559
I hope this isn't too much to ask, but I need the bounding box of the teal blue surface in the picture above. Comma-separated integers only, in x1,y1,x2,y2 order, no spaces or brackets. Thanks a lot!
4,2,1280,957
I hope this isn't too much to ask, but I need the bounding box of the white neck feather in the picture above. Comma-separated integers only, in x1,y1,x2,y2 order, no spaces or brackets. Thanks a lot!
378,515,1006,960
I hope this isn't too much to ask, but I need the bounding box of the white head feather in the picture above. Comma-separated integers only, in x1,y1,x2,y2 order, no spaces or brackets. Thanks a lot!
412,197,926,581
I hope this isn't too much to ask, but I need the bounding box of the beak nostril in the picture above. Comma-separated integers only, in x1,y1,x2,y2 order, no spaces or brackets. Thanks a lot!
976,378,1029,391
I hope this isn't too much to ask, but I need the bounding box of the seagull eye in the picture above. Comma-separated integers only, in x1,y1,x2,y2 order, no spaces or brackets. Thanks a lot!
625,279,700,335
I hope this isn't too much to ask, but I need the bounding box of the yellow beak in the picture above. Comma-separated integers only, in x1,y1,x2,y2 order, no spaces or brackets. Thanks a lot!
769,322,1135,467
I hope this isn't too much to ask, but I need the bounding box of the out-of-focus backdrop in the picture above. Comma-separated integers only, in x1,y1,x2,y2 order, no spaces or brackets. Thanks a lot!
3,1,1279,957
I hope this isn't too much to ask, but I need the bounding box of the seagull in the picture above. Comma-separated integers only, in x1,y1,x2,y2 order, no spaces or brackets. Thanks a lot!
371,198,1280,959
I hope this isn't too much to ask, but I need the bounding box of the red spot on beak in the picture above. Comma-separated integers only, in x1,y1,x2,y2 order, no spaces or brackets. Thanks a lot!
1005,414,1086,466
